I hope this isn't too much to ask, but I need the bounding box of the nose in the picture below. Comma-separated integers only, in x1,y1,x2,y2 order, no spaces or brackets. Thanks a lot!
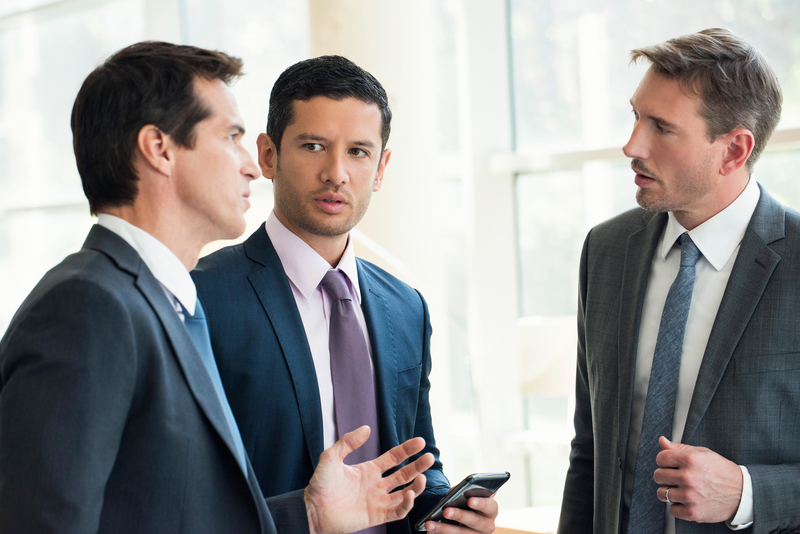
321,151,348,185
240,144,261,181
622,123,649,161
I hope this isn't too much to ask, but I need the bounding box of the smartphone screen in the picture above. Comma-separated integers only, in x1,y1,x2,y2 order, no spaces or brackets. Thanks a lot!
414,472,510,531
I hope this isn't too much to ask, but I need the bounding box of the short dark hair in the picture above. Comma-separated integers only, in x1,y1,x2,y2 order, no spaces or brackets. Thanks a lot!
266,55,391,152
630,28,782,170
71,41,244,215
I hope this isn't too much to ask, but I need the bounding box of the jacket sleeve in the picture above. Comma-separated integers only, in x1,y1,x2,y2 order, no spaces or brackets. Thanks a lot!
406,289,450,529
557,231,595,534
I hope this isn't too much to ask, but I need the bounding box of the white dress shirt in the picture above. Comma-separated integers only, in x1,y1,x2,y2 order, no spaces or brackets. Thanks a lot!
97,214,197,318
624,178,760,532
265,211,375,449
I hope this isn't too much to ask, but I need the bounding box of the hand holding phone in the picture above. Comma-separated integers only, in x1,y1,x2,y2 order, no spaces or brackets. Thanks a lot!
414,472,510,531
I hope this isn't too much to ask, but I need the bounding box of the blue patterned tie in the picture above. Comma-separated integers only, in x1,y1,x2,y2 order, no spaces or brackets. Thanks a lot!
183,299,247,474
628,234,702,533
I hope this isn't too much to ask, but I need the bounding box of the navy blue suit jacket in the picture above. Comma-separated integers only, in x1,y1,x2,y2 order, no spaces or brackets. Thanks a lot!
193,224,450,534
0,225,307,534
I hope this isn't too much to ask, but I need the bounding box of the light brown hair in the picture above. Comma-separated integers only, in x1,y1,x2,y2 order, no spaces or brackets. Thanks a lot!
630,28,782,170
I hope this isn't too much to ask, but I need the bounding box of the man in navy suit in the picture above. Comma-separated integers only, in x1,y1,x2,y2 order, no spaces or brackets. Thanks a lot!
193,56,499,534
0,42,434,534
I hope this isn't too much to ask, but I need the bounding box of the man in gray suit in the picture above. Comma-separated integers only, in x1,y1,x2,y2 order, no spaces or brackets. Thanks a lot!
559,29,800,533
0,41,433,534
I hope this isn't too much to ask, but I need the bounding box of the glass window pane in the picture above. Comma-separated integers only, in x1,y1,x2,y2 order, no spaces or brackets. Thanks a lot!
753,150,800,210
0,0,146,210
516,161,636,318
509,0,800,152
0,0,146,334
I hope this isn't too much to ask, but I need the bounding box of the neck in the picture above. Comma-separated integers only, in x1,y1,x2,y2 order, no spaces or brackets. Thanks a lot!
101,204,204,271
272,211,349,267
673,172,750,231
308,234,349,268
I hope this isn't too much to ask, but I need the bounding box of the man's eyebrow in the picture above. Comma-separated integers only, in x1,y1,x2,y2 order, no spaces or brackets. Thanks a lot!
293,133,378,149
630,100,679,130
352,139,377,149
294,133,327,143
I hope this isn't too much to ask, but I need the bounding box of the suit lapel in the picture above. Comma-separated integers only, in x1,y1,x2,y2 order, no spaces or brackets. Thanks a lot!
358,262,400,452
617,211,665,464
244,227,325,466
83,225,247,474
682,188,784,442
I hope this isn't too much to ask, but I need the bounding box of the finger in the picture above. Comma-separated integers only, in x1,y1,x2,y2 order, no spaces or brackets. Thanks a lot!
372,436,426,473
334,425,370,462
666,502,691,520
424,519,471,533
467,496,499,517
384,475,425,523
657,486,680,504
382,452,434,490
653,467,681,486
656,438,690,469
659,436,677,450
444,506,495,532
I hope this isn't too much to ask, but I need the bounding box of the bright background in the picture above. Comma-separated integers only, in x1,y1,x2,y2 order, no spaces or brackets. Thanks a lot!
2,0,800,529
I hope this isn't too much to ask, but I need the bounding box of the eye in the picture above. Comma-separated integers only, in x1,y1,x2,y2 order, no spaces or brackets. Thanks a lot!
631,110,639,122
303,143,324,152
350,148,368,157
654,122,669,134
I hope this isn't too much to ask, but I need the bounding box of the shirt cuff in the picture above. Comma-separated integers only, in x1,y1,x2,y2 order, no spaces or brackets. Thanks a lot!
726,465,753,530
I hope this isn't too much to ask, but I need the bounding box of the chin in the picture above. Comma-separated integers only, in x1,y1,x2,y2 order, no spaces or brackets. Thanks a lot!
219,219,247,241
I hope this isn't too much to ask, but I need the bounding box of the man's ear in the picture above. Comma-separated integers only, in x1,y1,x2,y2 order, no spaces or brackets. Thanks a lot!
720,128,755,176
136,125,173,176
257,133,278,180
373,148,391,192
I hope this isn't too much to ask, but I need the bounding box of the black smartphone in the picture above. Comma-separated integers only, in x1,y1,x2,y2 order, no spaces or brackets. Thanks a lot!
414,472,510,531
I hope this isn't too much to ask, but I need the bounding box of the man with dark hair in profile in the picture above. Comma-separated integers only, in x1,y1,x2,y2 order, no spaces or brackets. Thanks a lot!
559,29,800,533
192,56,499,534
0,41,434,534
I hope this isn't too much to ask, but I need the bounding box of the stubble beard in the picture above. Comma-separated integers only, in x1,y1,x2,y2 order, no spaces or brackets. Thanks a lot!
633,153,716,214
273,168,373,239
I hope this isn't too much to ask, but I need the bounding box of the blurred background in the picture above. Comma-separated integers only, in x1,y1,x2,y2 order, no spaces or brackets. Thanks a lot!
2,0,800,529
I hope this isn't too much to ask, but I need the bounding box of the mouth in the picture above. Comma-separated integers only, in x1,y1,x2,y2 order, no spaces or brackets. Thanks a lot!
314,193,349,214
631,160,657,187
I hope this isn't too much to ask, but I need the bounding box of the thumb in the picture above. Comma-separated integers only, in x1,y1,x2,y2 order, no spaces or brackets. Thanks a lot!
658,436,686,451
334,425,371,462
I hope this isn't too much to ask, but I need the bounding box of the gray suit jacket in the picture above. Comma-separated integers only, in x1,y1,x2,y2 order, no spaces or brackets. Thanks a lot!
559,186,800,534
0,225,307,534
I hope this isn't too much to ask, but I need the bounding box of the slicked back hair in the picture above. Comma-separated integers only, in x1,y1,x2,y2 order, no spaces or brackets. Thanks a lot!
266,55,391,152
630,28,782,170
71,41,243,215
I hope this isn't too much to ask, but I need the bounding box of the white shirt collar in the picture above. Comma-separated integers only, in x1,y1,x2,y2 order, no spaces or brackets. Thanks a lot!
265,211,362,302
97,213,197,314
660,177,761,271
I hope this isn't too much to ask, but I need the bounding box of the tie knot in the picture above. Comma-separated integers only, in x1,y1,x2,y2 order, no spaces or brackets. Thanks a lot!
321,270,352,301
181,299,206,321
678,233,702,267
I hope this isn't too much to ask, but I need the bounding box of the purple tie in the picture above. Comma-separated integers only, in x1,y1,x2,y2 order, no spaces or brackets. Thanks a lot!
321,270,381,465
321,271,385,534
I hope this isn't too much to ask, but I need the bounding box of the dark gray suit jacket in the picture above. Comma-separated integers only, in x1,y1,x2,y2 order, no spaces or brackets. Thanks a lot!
0,225,308,534
559,186,800,534
192,225,450,534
